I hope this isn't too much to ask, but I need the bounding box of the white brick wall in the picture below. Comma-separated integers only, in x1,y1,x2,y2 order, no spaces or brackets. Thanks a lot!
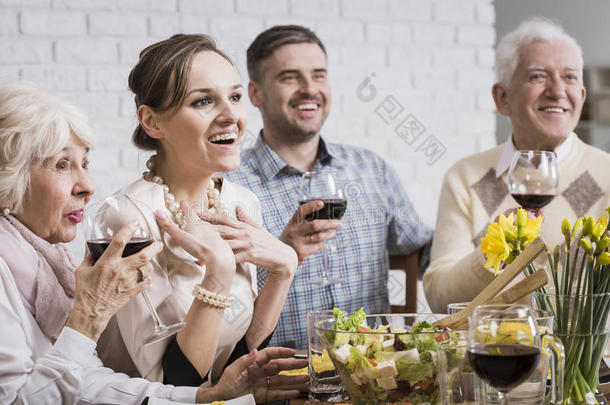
0,0,496,256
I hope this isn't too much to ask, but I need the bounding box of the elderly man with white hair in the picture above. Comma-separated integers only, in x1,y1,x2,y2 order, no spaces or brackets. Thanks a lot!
423,18,610,313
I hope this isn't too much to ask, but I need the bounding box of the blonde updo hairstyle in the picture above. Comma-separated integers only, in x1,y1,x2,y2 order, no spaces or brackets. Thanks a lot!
129,33,234,151
0,84,94,212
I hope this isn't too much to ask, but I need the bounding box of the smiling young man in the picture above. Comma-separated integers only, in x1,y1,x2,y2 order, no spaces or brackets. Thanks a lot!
423,18,610,313
225,25,432,349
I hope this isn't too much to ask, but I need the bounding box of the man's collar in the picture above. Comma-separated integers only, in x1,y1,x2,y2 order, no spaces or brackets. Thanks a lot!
251,131,340,182
495,132,575,177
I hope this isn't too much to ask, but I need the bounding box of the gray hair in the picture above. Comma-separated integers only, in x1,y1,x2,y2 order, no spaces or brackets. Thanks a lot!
0,84,94,211
495,17,584,86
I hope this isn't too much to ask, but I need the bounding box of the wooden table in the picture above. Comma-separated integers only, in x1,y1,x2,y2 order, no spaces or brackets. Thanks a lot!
286,385,610,404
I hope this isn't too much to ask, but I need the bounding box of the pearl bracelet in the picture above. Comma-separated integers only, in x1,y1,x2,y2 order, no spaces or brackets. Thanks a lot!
192,285,233,309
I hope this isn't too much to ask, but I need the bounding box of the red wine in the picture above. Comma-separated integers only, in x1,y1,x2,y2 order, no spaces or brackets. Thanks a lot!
511,194,554,209
87,238,153,262
299,198,347,221
468,344,540,392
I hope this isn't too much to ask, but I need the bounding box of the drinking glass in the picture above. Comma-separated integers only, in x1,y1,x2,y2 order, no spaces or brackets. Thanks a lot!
298,171,346,286
452,302,564,404
507,150,558,212
467,304,546,405
83,194,185,346
438,331,474,405
307,310,347,402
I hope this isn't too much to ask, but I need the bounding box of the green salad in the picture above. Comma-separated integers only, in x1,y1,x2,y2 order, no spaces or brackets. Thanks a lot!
322,308,456,404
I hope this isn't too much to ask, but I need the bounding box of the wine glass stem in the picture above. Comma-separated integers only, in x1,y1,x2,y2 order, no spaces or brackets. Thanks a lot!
321,241,330,279
498,391,508,405
141,289,165,332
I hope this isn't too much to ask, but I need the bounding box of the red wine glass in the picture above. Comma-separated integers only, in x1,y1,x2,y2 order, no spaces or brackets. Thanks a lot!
508,150,558,213
467,304,540,405
83,194,185,346
298,171,346,286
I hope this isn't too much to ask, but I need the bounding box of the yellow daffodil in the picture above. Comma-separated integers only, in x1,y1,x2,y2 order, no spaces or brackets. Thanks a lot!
516,209,527,235
583,216,595,237
572,217,583,235
599,252,610,266
499,212,518,241
521,215,543,245
596,236,610,254
591,214,608,242
561,218,571,238
481,209,543,276
480,222,511,275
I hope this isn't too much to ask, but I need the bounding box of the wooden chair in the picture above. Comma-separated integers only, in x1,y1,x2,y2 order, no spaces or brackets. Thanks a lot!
389,254,419,314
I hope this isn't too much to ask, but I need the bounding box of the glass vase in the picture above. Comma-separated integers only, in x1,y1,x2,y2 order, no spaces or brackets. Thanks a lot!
533,290,610,405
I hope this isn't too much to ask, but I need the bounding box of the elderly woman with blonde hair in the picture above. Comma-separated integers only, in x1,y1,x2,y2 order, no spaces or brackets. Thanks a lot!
0,83,306,404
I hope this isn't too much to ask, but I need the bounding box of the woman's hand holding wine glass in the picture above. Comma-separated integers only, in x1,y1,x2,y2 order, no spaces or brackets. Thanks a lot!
83,194,186,346
69,218,163,342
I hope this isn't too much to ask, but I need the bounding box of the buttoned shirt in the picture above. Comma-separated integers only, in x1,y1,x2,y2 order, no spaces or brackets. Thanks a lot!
224,134,432,348
495,132,575,177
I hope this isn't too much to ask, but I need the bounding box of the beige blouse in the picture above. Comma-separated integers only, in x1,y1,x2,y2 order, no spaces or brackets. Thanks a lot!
97,177,261,384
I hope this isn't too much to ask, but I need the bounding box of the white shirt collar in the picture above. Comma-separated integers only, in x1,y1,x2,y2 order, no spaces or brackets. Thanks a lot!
495,132,575,177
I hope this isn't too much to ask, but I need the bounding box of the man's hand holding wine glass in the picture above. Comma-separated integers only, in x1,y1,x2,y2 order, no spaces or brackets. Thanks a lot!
296,171,347,286
279,199,342,265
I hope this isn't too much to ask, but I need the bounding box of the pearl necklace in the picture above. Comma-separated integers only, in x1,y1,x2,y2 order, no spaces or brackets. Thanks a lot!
143,155,222,230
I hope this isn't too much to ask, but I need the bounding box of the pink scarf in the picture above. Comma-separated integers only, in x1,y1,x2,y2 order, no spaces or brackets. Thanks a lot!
0,215,76,339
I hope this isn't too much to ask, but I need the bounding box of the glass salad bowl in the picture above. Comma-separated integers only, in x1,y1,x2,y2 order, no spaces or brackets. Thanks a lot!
315,312,466,405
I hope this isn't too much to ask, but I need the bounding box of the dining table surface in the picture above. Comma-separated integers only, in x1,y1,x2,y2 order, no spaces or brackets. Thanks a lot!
282,382,610,404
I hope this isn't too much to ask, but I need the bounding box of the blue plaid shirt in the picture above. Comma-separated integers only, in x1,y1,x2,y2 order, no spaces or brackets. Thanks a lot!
224,134,432,348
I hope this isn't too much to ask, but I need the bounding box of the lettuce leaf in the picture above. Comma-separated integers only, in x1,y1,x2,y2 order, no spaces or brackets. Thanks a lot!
332,307,366,332
333,308,345,330
344,308,366,331
396,360,434,386
410,320,434,333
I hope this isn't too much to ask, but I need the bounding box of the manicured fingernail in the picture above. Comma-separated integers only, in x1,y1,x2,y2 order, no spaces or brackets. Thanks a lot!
155,210,167,220
198,211,207,218
130,220,140,228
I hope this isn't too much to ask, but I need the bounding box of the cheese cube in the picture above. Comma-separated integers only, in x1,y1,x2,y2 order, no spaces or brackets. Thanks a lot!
334,344,352,364
376,359,398,378
376,376,398,390
382,339,395,352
